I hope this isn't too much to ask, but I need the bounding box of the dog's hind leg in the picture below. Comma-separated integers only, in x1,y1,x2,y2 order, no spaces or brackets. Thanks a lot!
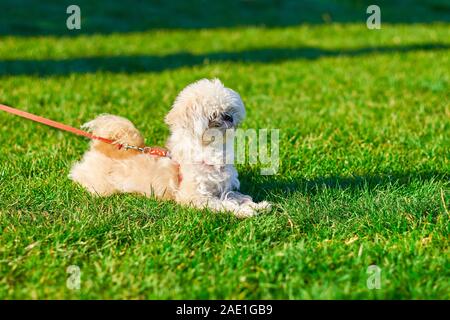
69,150,118,196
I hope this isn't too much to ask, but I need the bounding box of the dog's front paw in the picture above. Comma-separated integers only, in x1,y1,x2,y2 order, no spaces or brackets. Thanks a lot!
233,201,272,218
233,205,258,218
252,200,272,212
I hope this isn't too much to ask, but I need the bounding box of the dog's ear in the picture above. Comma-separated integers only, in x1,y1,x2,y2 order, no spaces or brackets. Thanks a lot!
164,105,187,129
164,108,177,127
165,94,197,130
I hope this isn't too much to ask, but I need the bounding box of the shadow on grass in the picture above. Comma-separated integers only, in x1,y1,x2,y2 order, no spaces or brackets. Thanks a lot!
1,0,449,37
239,171,450,202
1,43,448,76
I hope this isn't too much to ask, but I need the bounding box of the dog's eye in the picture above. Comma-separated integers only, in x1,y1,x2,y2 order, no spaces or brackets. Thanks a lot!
223,114,233,123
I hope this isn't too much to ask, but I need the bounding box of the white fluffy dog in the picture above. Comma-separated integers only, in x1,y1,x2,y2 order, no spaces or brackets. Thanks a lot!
69,79,271,218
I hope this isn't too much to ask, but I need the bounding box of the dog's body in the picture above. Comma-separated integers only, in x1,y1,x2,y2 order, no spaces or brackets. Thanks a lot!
69,79,270,218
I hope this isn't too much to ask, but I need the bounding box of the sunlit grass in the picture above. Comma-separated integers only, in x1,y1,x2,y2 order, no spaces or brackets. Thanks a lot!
0,20,449,299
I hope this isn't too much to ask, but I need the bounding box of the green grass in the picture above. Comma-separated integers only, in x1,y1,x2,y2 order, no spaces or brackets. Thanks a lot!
0,1,449,299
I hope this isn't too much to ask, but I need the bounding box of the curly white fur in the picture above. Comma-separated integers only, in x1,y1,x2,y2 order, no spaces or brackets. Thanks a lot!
69,79,271,218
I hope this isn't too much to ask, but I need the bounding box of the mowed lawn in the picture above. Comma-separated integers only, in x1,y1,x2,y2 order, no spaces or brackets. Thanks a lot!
0,6,449,299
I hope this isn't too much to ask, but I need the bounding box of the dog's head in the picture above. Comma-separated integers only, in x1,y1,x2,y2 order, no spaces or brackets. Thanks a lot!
165,79,246,144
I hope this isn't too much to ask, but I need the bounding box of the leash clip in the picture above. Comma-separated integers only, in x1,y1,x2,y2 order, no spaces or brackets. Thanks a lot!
121,143,169,158
122,143,145,152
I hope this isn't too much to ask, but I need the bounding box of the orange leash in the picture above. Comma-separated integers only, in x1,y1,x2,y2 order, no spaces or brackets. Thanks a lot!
0,104,169,157
0,103,181,183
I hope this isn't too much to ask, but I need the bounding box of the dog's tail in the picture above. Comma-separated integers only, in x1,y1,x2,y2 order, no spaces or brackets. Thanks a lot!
82,114,145,159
